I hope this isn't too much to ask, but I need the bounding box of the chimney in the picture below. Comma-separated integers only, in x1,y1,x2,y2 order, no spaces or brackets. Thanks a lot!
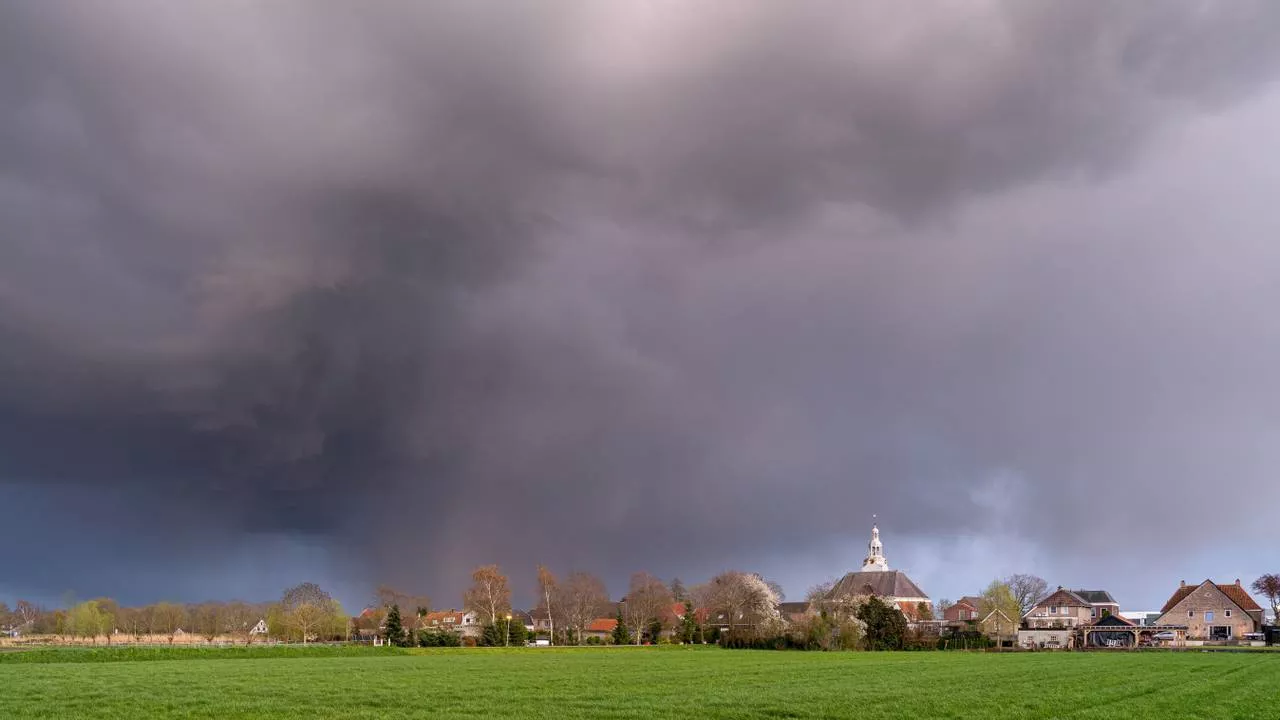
1236,579,1242,586
1180,580,1186,588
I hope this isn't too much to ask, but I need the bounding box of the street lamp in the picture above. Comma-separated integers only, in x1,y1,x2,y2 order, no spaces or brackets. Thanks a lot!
505,614,513,647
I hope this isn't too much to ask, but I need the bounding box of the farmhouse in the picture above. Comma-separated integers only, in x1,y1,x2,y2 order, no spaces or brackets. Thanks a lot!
823,522,932,620
1155,580,1263,642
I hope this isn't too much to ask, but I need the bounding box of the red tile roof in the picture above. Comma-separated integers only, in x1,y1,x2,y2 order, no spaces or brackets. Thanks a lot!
587,618,618,633
423,610,469,625
1160,581,1262,614
1220,584,1262,612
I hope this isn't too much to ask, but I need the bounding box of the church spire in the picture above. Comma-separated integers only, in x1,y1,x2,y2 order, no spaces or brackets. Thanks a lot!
861,515,890,572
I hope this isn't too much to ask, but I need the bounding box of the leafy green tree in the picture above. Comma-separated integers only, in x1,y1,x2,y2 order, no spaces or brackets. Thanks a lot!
978,578,1021,644
915,601,933,621
611,611,629,646
384,604,406,646
68,601,108,644
856,596,907,650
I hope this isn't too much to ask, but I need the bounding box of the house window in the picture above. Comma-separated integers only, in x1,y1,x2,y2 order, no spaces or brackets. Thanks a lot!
1204,612,1214,622
1090,608,1097,618
1225,610,1232,618
1050,607,1057,615
1188,610,1194,618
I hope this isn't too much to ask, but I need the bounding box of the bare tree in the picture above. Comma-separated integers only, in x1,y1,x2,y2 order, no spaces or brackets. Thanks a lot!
805,580,837,616
557,571,610,645
151,602,187,644
464,564,512,626
222,602,258,644
536,565,558,644
116,607,146,642
375,586,431,614
1252,574,1280,622
374,586,431,633
623,572,673,644
283,582,332,609
285,603,329,644
194,602,225,643
281,582,341,644
14,600,41,631
1005,574,1049,618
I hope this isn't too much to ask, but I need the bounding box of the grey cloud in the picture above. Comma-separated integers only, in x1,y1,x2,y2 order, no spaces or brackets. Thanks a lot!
2,1,1279,608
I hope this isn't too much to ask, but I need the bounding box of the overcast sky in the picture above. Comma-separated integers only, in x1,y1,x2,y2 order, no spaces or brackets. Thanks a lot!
2,1,1279,614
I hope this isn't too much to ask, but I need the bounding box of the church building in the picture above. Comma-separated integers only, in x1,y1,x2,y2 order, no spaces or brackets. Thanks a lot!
825,521,933,620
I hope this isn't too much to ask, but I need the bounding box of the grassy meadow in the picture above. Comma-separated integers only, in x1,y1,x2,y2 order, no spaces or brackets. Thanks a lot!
2,645,1276,719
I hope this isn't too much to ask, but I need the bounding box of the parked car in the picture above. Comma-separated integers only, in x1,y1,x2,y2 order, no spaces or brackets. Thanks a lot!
1152,631,1177,641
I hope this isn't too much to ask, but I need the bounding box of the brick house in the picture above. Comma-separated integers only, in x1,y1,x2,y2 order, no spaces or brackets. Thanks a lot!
1155,580,1263,641
1023,587,1093,628
1072,590,1120,622
943,596,984,623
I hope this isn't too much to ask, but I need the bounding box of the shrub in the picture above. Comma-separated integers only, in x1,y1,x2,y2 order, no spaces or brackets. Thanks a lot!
416,630,461,648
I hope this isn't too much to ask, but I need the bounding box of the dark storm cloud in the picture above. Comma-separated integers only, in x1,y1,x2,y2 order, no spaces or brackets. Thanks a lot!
2,0,1280,607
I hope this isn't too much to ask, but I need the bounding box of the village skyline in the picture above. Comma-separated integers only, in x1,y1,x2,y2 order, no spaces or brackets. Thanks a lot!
3,521,1273,623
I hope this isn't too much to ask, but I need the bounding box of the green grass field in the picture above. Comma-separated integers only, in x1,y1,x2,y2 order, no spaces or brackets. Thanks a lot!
2,646,1277,719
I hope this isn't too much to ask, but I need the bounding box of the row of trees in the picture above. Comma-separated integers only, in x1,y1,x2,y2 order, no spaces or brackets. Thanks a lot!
0,583,347,645
524,566,785,646
345,565,787,647
934,573,1050,623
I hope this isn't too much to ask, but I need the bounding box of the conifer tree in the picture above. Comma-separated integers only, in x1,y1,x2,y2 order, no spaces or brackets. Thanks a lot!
611,610,629,645
680,601,698,644
384,604,406,647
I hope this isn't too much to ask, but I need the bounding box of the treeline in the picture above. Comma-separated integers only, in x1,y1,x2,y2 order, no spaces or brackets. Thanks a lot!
360,565,790,648
0,582,347,644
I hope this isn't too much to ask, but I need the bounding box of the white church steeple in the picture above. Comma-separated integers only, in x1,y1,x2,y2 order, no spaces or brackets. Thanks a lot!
861,516,890,572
